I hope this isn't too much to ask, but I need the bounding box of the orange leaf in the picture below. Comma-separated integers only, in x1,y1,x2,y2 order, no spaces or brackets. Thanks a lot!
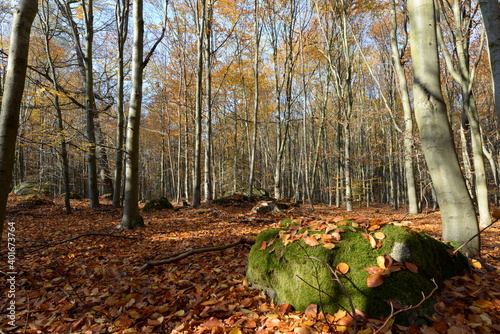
303,236,320,246
367,274,384,288
278,303,292,316
336,263,350,274
492,210,500,219
405,262,418,273
259,241,267,251
364,266,385,275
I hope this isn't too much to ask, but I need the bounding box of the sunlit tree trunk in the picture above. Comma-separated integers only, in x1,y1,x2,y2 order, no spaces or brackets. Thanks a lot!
40,0,71,213
119,0,145,229
408,0,479,255
437,0,491,228
203,0,213,201
113,0,129,208
389,0,419,215
82,0,100,208
192,0,207,208
248,0,260,199
479,0,500,126
0,0,37,240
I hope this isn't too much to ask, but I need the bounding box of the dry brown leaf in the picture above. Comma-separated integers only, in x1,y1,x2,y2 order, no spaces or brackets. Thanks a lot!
405,262,418,273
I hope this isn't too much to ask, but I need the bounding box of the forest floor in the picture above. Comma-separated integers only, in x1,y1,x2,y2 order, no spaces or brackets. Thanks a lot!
0,194,499,334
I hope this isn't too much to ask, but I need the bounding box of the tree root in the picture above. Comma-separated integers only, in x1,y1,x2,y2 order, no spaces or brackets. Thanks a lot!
140,237,255,271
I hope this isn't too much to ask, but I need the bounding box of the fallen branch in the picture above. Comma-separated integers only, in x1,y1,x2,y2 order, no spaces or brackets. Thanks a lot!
140,237,255,271
27,233,137,252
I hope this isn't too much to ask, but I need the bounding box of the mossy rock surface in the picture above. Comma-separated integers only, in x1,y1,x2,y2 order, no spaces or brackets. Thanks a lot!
13,181,52,196
142,197,174,212
246,219,469,323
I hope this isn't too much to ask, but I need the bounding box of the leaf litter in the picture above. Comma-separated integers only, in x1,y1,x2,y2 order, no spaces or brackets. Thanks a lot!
0,197,499,333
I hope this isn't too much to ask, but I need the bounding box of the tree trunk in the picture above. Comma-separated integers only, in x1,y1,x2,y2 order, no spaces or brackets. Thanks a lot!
0,0,38,240
248,0,260,200
41,0,71,213
408,0,479,255
478,0,500,126
203,0,213,202
113,0,129,208
192,0,207,208
389,0,419,215
119,0,145,229
83,0,100,208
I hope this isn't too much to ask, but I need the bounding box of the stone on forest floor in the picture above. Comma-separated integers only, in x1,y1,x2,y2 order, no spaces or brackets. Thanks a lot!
142,197,174,212
246,218,469,324
250,201,289,214
12,181,52,196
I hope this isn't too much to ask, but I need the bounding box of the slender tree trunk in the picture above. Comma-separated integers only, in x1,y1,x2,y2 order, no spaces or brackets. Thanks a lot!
192,0,207,208
478,0,500,126
248,0,260,199
41,0,71,213
389,0,419,214
408,0,479,255
0,0,38,239
83,0,100,208
119,0,144,229
203,0,213,201
113,0,129,208
437,1,491,228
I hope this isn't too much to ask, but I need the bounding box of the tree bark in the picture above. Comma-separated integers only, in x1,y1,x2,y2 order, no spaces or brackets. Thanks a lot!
83,0,100,208
192,0,207,208
119,0,145,229
478,0,500,126
248,0,260,200
0,0,38,240
408,0,479,255
40,0,71,213
389,0,419,215
112,0,129,208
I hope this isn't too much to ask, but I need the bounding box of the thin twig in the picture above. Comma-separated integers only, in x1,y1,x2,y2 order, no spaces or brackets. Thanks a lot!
454,217,499,254
306,256,358,333
373,279,438,334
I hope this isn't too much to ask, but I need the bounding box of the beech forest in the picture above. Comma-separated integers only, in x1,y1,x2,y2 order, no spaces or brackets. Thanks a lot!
0,0,499,333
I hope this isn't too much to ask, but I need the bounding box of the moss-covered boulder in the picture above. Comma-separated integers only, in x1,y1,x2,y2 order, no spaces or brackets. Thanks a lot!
246,219,469,323
13,181,52,196
142,197,174,212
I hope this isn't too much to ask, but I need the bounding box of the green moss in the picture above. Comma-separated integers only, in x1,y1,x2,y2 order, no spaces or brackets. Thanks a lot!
246,221,469,323
142,197,174,212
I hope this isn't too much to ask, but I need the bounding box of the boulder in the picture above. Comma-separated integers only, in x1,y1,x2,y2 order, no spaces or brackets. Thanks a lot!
246,219,469,323
12,181,51,196
250,201,289,214
142,197,174,212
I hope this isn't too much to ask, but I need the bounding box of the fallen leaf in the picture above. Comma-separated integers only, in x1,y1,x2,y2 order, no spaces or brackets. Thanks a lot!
259,241,267,251
336,263,350,274
278,303,292,315
367,274,384,288
323,242,336,249
377,256,387,269
374,232,386,240
303,236,320,246
405,262,418,273
305,304,318,319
